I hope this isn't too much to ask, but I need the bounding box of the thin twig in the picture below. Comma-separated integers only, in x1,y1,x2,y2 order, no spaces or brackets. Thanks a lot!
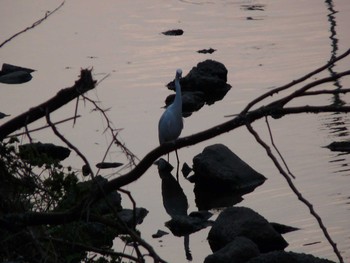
80,93,139,166
0,1,65,48
9,115,81,138
265,116,295,179
73,97,80,126
118,188,137,229
270,69,350,108
301,88,350,96
241,48,350,114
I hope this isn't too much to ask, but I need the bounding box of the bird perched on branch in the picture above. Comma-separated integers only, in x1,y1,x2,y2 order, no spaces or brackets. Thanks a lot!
158,69,183,166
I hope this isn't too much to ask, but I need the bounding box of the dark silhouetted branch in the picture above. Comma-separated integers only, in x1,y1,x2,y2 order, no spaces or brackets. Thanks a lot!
245,122,344,263
0,69,96,140
241,48,350,114
45,109,94,179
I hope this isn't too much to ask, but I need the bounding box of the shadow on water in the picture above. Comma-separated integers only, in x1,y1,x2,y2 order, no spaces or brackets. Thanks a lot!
155,158,212,261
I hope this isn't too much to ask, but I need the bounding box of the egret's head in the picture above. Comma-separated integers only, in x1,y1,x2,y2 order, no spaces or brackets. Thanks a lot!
176,68,182,78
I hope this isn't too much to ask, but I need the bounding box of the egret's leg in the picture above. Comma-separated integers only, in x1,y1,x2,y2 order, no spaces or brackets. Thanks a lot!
175,149,180,180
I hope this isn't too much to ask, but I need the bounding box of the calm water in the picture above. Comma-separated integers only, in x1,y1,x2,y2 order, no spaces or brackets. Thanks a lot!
1,0,350,262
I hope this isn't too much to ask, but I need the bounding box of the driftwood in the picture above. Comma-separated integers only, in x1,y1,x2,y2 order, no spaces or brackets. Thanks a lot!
0,69,95,140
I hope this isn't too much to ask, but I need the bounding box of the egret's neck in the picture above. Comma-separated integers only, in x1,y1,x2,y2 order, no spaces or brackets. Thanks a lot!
174,78,182,111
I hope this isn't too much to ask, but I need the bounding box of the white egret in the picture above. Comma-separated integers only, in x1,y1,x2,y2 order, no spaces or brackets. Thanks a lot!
158,69,183,168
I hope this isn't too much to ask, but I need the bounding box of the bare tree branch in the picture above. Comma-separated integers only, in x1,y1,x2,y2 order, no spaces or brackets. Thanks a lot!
245,122,344,263
80,94,139,167
241,48,350,114
265,116,295,179
45,109,95,179
9,115,81,138
270,69,350,108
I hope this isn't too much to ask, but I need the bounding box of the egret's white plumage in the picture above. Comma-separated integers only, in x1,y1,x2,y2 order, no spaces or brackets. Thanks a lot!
158,69,183,145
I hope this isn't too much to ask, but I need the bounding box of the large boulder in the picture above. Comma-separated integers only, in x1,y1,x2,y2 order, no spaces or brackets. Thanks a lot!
0,63,35,84
193,144,266,191
191,144,266,209
165,60,232,116
325,141,350,152
208,207,288,253
178,59,230,92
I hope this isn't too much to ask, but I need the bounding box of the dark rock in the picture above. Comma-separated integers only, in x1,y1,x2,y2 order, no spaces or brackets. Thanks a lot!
19,142,71,165
168,60,231,94
152,229,169,238
162,29,184,36
193,144,266,192
182,91,205,116
0,63,35,84
197,48,217,54
208,207,288,253
192,144,266,209
165,91,205,117
0,112,10,119
205,237,260,263
270,222,299,234
0,71,32,84
246,250,336,263
325,141,350,152
1,63,35,74
164,60,232,116
241,4,265,11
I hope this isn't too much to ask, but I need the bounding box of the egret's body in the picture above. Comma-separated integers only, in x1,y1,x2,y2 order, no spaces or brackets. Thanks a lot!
158,69,183,168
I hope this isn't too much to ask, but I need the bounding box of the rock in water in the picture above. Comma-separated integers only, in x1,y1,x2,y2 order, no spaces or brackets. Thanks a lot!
0,63,35,84
193,144,266,192
208,207,288,253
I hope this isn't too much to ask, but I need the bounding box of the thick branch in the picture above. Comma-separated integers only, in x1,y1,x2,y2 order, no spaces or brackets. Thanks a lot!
0,69,96,140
